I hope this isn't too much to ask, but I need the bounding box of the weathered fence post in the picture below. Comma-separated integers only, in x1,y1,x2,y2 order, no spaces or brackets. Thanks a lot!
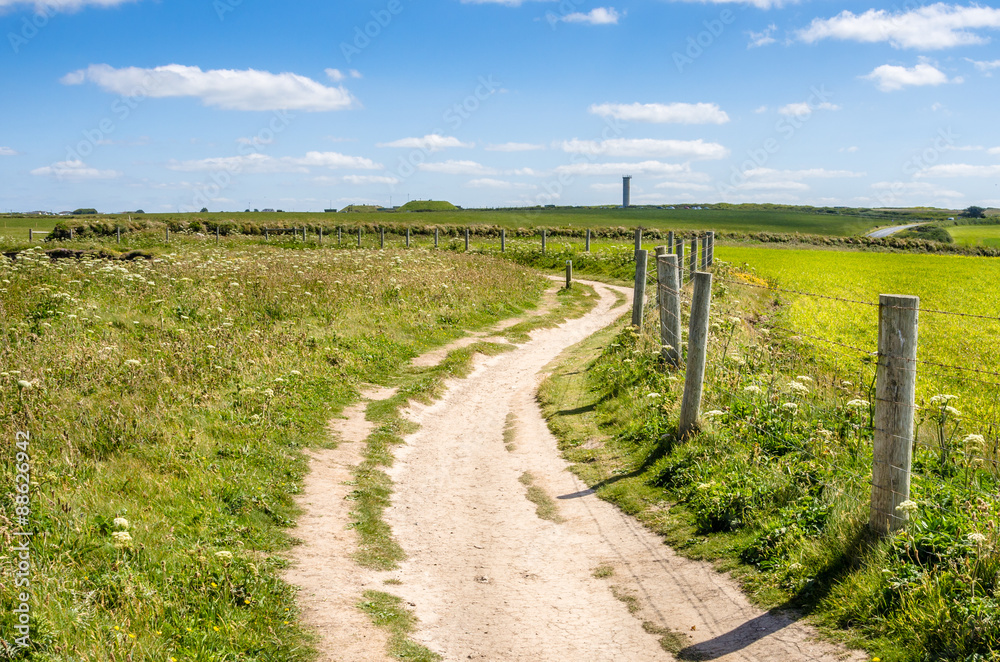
501,228,506,252
565,260,573,289
303,227,307,242
585,229,591,252
707,231,715,266
265,229,270,240
631,249,648,327
654,246,667,306
634,227,643,254
701,235,709,270
117,226,121,244
689,237,697,280
216,225,221,244
337,227,342,245
435,228,439,248
69,228,74,240
679,272,713,437
165,228,169,243
318,227,323,245
380,227,385,249
658,254,682,368
667,231,674,254
465,228,470,251
406,227,411,247
357,227,362,247
676,240,685,284
870,294,920,535
28,229,32,242
541,229,547,254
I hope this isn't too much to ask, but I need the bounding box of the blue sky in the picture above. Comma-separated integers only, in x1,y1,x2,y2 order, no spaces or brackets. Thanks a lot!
1,0,999,213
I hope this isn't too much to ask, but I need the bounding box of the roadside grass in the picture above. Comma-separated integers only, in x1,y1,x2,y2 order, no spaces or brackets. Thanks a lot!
538,260,1000,661
518,472,563,523
0,240,545,659
358,590,440,662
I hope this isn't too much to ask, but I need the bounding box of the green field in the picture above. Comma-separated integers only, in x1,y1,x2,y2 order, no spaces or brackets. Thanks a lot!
0,216,58,239
6,205,893,237
948,223,1000,248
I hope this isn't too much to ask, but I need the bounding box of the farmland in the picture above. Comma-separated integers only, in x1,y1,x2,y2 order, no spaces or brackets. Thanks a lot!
0,237,548,659
948,223,1000,248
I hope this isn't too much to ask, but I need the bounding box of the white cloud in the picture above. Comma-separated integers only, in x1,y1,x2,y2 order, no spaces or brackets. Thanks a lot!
733,180,811,191
466,178,537,190
485,142,545,152
916,163,1000,177
665,0,791,9
589,102,729,124
748,24,777,48
560,7,620,25
0,0,137,10
325,68,362,82
553,161,691,177
744,167,866,179
966,57,1000,74
840,146,860,153
655,181,714,192
557,138,728,160
871,181,964,198
0,147,18,156
61,64,357,112
796,4,1000,50
236,136,273,146
167,151,380,174
753,105,768,113
377,135,474,151
342,175,400,185
989,147,1000,155
778,101,840,116
30,159,121,180
862,62,955,91
417,160,499,175
946,145,984,151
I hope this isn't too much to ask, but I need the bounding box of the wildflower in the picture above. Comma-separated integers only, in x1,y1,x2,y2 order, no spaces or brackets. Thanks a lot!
846,399,869,409
215,550,233,560
113,517,130,530
17,380,32,390
930,394,959,405
696,482,714,490
647,393,661,399
111,531,133,547
895,500,919,515
963,434,986,446
124,359,141,367
704,410,725,419
795,376,813,383
968,533,987,544
944,406,961,418
743,385,763,394
262,389,275,398
289,370,302,376
787,381,809,394
782,402,799,413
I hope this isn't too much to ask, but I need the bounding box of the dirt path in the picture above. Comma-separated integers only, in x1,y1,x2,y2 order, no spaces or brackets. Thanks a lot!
383,280,866,662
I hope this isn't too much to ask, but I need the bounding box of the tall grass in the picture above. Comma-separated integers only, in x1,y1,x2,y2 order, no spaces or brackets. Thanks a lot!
0,240,545,660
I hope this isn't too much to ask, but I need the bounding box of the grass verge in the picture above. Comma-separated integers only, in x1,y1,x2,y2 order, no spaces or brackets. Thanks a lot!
358,590,440,662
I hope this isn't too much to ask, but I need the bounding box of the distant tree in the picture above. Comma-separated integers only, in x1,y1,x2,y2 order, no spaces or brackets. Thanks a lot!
134,209,145,214
71,208,97,215
963,206,986,218
200,207,209,213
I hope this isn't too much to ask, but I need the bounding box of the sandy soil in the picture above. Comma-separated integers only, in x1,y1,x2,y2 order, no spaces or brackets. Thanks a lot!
288,279,866,662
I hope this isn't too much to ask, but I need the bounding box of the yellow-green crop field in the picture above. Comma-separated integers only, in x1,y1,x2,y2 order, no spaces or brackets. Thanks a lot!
716,246,1000,424
0,239,545,659
948,224,1000,248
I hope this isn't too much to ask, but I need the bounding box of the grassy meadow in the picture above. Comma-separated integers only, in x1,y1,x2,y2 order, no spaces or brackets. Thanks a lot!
0,236,548,660
949,224,1000,249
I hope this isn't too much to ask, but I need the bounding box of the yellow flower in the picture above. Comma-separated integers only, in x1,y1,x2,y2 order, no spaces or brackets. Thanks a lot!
128,633,136,639
114,626,120,631
211,582,218,587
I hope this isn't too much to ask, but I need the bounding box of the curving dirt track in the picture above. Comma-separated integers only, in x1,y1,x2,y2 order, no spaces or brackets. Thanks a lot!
288,279,866,662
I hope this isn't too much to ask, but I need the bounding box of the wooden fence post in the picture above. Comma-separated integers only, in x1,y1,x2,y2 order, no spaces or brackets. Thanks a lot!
117,226,121,244
435,228,439,248
357,227,362,247
465,228,470,252
565,260,572,289
585,229,591,252
634,227,643,255
679,272,713,437
265,229,270,240
406,227,411,247
380,227,385,249
338,227,342,245
541,229,547,254
216,226,221,244
689,237,697,280
707,231,715,266
870,294,920,535
701,235,709,270
501,228,506,252
676,240,684,284
667,231,674,254
28,229,32,242
654,246,667,306
658,254,682,368
319,227,323,245
631,249,648,327
165,228,169,243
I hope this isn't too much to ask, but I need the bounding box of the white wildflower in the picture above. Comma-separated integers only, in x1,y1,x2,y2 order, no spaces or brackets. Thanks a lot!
963,434,986,445
289,370,302,376
846,399,869,409
930,394,959,405
647,392,661,399
788,381,809,394
704,410,725,419
895,500,919,515
795,376,813,383
968,533,987,544
743,385,763,395
782,402,799,413
111,531,133,547
944,406,961,417
113,517,130,530
17,380,32,390
124,359,141,367
215,550,234,561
